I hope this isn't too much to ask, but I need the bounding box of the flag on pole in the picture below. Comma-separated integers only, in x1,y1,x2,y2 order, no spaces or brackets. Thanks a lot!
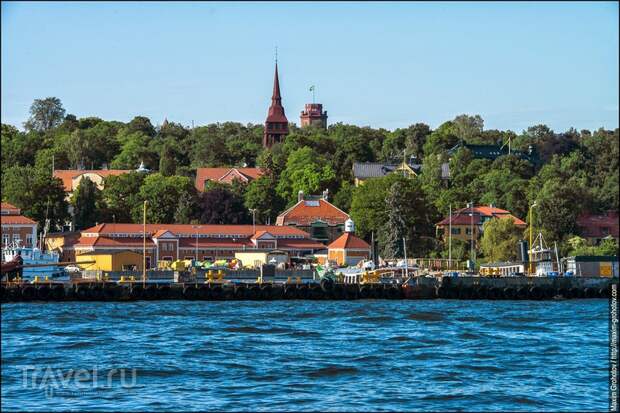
309,85,315,92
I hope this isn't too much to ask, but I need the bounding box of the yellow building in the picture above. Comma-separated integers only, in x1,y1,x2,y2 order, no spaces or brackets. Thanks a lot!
76,250,144,272
234,250,289,268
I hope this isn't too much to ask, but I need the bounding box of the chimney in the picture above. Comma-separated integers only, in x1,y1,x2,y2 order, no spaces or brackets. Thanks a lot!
489,203,494,209
298,190,304,202
322,188,329,201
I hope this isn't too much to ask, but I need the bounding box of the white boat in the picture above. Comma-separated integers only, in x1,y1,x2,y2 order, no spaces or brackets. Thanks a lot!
2,241,62,279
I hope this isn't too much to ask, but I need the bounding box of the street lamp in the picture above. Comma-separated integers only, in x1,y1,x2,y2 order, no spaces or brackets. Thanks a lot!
528,202,537,275
193,225,202,261
249,209,257,235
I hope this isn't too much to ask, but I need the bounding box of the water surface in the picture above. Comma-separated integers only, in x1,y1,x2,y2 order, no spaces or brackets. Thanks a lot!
1,300,609,411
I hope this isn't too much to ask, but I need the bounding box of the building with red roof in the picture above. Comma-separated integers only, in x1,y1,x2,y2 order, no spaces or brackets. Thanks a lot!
195,167,264,191
72,223,325,269
436,204,527,247
576,211,619,245
327,226,371,266
53,169,132,199
1,202,38,248
276,190,350,243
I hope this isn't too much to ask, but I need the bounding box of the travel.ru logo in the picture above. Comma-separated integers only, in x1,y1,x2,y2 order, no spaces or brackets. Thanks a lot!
20,365,137,398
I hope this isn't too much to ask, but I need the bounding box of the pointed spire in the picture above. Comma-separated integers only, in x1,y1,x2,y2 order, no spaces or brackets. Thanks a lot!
272,63,282,104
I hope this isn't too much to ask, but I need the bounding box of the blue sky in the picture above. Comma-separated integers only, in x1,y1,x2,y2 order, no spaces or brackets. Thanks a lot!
1,1,618,132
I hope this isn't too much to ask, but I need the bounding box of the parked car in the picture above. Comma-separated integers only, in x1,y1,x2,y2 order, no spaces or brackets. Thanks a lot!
64,265,81,273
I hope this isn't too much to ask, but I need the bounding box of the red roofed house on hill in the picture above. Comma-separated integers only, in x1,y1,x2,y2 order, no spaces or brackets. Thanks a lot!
327,219,371,266
436,204,527,248
195,167,264,191
72,223,325,270
263,62,288,148
1,202,38,248
276,190,350,244
576,211,619,245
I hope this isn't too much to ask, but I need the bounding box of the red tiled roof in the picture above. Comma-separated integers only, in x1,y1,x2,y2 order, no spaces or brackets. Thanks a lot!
276,199,349,227
53,170,131,192
80,223,312,238
576,212,619,239
328,233,371,250
1,215,37,225
74,236,156,249
436,206,526,227
1,202,20,214
195,168,264,190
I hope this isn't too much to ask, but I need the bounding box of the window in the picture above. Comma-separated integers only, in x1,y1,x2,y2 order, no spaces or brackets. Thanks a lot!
2,234,9,246
601,227,610,236
162,256,173,261
26,234,33,247
184,256,194,260
145,257,151,269
451,228,461,235
465,228,473,235
12,234,21,243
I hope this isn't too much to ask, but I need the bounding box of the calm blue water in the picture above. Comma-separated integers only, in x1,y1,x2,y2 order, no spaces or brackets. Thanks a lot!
1,300,609,412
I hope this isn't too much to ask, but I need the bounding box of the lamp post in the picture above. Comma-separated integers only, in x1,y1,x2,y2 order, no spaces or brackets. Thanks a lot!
193,225,202,261
142,201,147,286
249,209,257,234
528,202,537,275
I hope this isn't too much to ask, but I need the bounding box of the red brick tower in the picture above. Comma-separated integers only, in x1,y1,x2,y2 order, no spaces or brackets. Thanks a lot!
263,63,289,148
300,103,328,129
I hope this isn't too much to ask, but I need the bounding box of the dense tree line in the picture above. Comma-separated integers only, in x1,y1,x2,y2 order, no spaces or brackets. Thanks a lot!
2,97,618,262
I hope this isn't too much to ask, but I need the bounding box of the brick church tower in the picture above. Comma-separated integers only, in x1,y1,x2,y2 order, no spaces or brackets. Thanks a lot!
263,63,289,148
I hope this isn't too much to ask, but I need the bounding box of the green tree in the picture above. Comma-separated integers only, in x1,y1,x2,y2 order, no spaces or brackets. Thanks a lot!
378,181,409,259
2,166,69,231
102,172,147,223
244,175,286,224
198,185,250,224
111,132,158,170
349,175,397,238
276,147,336,204
480,217,522,262
333,181,354,213
126,116,156,137
453,114,484,141
71,177,102,229
132,173,197,224
24,97,66,132
159,142,177,176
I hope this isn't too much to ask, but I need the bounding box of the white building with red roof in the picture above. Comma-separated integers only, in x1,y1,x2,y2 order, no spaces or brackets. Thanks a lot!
1,202,38,248
276,190,350,244
73,223,325,269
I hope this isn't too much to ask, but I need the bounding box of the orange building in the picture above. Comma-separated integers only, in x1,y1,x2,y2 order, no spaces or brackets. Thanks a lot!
195,167,264,191
73,223,324,269
276,191,349,243
327,232,371,266
436,205,526,247
1,202,38,248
